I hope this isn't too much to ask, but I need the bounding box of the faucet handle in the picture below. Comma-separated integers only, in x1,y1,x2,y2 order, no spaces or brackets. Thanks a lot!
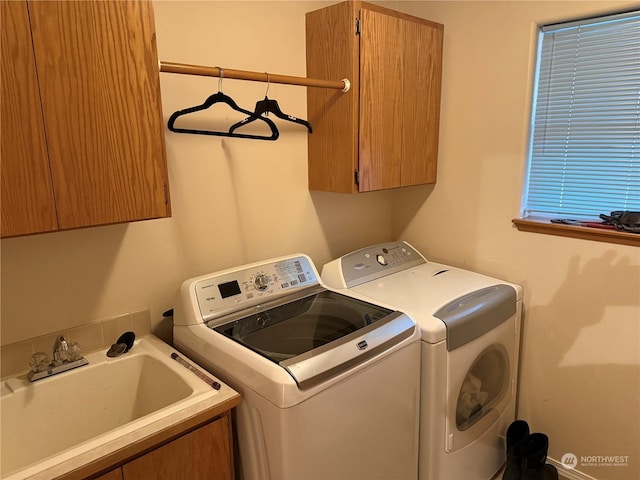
68,341,83,362
29,352,50,373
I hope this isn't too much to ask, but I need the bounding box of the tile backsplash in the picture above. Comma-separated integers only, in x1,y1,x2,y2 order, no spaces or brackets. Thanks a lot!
1,310,152,379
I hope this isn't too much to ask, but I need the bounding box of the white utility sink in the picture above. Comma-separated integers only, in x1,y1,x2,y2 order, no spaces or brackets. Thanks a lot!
1,334,224,479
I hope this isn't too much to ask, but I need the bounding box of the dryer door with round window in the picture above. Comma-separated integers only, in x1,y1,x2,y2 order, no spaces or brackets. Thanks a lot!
435,285,518,452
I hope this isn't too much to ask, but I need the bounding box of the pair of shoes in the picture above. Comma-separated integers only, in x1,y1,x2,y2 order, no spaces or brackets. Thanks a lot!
503,420,558,480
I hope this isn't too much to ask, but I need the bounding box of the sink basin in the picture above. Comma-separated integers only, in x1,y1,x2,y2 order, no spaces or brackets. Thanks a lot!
1,334,224,479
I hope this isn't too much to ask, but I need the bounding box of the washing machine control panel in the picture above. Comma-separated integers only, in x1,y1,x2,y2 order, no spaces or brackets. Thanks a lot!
339,241,426,288
194,255,319,321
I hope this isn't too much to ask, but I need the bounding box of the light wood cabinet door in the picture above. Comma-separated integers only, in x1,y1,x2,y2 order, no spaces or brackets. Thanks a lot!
0,0,58,237
358,7,404,191
401,18,443,187
306,1,443,193
121,416,234,480
1,0,170,238
306,0,360,194
27,0,170,230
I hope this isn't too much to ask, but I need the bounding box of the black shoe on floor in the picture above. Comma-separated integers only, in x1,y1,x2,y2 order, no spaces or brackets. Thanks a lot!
503,420,530,480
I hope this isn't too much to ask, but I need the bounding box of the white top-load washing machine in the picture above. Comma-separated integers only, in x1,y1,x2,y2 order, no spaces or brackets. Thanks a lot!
322,241,523,480
173,254,421,480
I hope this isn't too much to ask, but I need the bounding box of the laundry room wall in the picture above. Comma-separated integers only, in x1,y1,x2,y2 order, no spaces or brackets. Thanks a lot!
2,2,638,479
0,1,393,349
385,2,640,480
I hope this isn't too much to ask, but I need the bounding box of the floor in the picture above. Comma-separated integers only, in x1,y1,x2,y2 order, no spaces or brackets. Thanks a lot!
493,464,571,480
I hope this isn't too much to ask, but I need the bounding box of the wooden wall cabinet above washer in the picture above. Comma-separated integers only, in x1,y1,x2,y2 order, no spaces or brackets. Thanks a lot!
1,0,170,238
306,1,444,193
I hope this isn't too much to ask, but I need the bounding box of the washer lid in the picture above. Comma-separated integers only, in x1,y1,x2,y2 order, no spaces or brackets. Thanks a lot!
211,288,416,388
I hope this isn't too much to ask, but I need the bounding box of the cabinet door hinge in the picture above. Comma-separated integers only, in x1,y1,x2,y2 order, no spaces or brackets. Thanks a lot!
355,170,360,185
355,17,361,35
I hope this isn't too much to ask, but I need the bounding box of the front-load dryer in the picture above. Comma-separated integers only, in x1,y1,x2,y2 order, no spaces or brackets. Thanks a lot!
322,241,523,480
173,253,421,480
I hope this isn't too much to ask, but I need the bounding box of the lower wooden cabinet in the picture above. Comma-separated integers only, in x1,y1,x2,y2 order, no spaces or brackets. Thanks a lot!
95,414,233,480
94,469,123,480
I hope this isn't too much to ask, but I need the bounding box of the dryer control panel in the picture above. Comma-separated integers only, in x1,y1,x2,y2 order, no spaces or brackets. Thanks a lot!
325,241,426,288
193,255,319,322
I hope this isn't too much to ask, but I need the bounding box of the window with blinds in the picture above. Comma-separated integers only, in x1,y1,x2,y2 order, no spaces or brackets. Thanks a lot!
522,11,640,220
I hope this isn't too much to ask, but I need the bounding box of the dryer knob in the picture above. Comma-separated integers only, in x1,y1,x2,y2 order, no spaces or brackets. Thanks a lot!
376,254,387,266
253,274,269,291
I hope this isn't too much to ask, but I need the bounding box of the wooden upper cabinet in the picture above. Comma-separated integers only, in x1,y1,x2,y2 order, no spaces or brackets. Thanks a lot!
1,0,58,237
0,0,170,238
306,1,443,193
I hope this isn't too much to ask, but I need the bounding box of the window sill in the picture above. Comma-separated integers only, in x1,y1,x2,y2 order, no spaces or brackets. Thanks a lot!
512,217,640,247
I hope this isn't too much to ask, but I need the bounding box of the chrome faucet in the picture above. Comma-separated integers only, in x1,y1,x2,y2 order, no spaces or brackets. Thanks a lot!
28,336,88,382
53,335,69,364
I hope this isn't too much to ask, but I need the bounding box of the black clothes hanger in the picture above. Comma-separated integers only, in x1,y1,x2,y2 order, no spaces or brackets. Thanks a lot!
229,74,312,134
167,68,279,141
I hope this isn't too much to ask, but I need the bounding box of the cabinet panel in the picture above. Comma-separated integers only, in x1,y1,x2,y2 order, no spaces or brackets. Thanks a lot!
402,19,443,186
358,8,404,192
306,1,443,194
28,0,170,229
122,416,233,480
95,468,124,480
306,1,360,193
0,0,58,237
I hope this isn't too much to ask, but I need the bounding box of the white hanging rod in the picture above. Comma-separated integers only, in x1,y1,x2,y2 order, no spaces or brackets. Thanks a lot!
159,61,351,92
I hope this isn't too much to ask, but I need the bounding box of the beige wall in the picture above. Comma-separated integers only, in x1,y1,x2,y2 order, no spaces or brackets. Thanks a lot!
0,1,395,345
1,1,638,479
386,1,640,479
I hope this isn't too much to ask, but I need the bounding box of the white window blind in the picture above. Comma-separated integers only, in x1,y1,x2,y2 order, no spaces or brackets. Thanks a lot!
523,11,640,220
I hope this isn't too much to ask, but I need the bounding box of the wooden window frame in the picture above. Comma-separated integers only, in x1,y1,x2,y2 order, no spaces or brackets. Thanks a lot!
512,217,640,247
